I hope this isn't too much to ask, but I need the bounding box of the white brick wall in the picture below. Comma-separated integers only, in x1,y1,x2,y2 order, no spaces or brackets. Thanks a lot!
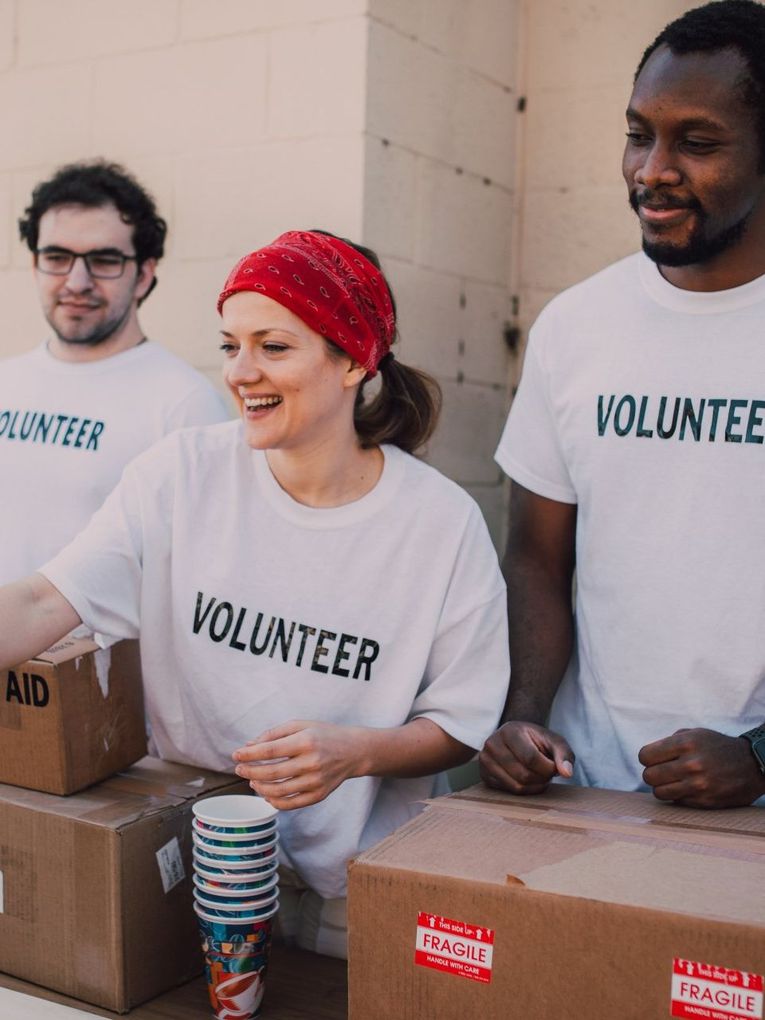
91,38,270,158
0,4,369,375
517,0,699,343
180,0,367,39
171,137,365,263
268,18,368,138
365,3,520,544
0,0,708,550
0,63,92,171
369,0,518,88
0,1,15,71
17,0,177,65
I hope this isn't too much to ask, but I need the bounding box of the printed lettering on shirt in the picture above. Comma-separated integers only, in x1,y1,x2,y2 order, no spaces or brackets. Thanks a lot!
596,394,765,444
191,591,380,682
0,408,105,450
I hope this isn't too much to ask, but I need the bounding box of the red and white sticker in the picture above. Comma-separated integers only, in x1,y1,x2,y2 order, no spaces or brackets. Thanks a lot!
671,958,764,1020
414,912,495,984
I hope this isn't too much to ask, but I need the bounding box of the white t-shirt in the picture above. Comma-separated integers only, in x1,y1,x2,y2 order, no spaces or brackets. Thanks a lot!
0,341,229,584
496,252,765,793
42,423,509,897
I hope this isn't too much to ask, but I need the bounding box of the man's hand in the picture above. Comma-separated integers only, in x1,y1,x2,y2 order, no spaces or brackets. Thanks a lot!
479,721,575,795
232,720,366,811
639,728,765,808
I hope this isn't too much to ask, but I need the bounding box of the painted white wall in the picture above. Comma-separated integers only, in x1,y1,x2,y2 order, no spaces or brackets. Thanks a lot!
363,0,520,543
0,0,704,547
0,1,369,386
516,0,698,354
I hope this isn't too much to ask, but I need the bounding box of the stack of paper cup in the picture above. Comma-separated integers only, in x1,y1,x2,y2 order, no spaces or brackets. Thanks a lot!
191,795,279,1020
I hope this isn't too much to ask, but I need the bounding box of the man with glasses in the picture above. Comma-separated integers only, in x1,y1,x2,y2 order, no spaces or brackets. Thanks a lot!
0,160,228,584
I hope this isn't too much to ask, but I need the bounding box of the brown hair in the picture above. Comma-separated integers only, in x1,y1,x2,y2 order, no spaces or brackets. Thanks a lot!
315,230,442,454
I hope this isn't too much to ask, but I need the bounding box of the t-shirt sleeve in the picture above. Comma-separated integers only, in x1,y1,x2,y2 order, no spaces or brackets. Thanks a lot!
164,382,231,432
495,319,577,504
40,461,148,640
407,505,509,750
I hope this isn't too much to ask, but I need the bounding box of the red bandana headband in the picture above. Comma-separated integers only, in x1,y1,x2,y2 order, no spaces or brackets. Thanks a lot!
217,230,395,376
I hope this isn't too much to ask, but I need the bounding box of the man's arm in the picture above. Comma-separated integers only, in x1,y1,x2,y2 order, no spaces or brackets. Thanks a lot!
479,481,577,794
0,574,80,668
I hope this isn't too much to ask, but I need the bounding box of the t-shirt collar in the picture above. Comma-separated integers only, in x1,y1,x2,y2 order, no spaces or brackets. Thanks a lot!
638,251,765,314
251,440,406,529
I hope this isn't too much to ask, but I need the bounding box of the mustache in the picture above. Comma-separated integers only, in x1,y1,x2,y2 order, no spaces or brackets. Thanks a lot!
629,190,703,213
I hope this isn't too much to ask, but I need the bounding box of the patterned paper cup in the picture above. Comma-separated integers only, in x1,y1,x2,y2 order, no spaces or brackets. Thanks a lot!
196,901,278,1019
193,795,278,829
192,833,278,860
194,846,279,871
193,826,277,849
194,858,279,883
195,817,277,837
196,900,280,926
194,893,279,921
195,897,279,922
194,873,279,899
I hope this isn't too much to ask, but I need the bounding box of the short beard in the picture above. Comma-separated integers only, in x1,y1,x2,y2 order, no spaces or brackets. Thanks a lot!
49,304,133,348
642,215,750,267
629,191,752,268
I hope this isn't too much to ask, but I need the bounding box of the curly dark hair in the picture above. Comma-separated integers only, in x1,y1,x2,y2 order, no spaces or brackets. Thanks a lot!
18,159,167,264
636,0,765,167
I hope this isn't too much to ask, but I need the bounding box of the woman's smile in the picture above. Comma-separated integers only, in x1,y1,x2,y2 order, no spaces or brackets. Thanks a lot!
242,394,284,416
220,290,361,455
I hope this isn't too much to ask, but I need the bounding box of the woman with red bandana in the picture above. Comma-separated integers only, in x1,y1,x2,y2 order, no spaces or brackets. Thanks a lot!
0,230,509,957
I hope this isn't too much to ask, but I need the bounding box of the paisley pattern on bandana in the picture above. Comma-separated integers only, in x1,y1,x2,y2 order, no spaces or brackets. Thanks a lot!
217,231,395,376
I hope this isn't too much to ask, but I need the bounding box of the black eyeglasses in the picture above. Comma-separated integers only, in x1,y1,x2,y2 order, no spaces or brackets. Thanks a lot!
34,247,138,279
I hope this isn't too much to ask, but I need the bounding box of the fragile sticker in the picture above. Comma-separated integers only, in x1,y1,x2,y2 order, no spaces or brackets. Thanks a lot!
671,958,764,1020
414,912,494,984
156,837,185,893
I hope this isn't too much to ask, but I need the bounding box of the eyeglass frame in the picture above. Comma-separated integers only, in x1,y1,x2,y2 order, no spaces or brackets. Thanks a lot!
33,246,140,279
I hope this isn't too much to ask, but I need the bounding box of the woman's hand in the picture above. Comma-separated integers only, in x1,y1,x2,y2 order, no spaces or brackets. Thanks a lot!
232,717,475,811
232,720,369,810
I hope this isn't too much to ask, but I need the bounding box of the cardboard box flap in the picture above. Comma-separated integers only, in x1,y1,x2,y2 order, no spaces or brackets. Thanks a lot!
436,797,765,857
0,778,185,828
29,636,100,666
111,755,235,800
450,782,765,837
352,801,765,928
0,757,240,830
515,833,765,927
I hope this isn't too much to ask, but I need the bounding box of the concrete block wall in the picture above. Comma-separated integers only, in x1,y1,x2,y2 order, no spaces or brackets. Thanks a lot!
516,0,697,372
0,0,517,547
364,0,521,545
0,0,370,391
0,0,707,551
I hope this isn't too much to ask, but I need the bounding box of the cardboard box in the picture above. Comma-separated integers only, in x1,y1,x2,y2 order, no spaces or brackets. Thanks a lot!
348,783,765,1020
0,636,147,795
0,755,249,1012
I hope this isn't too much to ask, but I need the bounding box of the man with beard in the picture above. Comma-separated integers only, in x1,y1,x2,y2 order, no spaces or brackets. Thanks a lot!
480,0,765,808
0,160,228,584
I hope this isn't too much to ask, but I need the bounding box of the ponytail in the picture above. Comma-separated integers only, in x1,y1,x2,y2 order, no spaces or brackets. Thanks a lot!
310,228,442,453
354,354,442,454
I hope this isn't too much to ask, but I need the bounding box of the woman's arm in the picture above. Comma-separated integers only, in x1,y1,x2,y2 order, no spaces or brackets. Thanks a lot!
233,717,474,810
0,574,81,669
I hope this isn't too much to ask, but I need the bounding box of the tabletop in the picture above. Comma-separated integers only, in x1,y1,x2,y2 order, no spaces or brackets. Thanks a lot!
0,944,348,1019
